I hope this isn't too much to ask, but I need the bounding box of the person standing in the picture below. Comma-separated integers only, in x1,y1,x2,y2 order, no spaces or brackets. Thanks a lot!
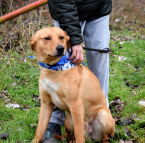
43,0,112,142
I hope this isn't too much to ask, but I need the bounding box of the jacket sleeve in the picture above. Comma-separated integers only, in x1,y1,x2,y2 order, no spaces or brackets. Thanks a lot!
48,0,83,47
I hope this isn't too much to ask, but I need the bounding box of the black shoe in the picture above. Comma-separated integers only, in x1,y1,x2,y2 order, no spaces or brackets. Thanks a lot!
42,123,61,143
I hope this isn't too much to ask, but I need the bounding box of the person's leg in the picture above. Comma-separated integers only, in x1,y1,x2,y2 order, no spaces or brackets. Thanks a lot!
83,15,110,107
43,106,65,142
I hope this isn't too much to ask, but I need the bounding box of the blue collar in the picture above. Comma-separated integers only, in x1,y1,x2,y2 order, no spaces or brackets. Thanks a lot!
29,51,84,71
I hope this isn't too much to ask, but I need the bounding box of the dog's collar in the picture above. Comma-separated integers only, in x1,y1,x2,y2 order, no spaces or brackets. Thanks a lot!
30,51,84,71
39,55,76,71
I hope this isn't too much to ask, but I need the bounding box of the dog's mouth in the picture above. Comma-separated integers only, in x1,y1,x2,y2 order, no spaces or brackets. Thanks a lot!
48,54,53,57
48,54,64,57
55,54,64,57
47,46,65,58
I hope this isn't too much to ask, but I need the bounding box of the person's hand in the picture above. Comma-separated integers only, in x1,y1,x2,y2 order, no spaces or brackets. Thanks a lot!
68,44,84,65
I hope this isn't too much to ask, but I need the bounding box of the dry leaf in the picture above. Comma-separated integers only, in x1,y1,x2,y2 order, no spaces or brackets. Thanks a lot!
114,18,121,23
0,133,9,140
10,82,16,86
124,127,131,137
124,140,133,143
119,139,125,143
30,124,37,128
131,91,137,95
119,41,125,45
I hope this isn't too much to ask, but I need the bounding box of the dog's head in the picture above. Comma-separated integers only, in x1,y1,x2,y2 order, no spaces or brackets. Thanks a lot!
30,27,70,65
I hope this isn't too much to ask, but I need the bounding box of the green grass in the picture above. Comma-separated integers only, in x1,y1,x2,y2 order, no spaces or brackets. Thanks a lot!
0,50,40,142
109,30,145,143
0,29,145,143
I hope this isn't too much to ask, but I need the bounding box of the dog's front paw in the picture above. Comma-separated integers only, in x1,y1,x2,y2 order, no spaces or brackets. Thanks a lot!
32,138,37,143
69,141,76,143
32,137,42,143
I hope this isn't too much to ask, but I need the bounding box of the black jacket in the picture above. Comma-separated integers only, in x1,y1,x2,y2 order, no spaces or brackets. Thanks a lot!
48,0,112,46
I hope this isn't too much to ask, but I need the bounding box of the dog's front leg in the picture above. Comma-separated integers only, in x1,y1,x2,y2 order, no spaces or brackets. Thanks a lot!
33,94,54,143
69,100,85,143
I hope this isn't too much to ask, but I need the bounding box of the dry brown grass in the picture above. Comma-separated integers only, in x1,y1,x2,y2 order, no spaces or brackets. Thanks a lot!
110,0,145,33
0,0,54,53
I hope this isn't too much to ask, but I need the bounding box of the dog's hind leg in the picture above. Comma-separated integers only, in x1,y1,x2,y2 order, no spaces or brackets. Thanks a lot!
92,108,115,143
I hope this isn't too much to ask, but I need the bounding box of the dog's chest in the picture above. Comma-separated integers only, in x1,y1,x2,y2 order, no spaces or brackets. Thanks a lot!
40,78,61,106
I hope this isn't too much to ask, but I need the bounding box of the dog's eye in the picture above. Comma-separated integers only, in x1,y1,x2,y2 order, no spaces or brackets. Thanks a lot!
44,37,50,40
60,36,64,40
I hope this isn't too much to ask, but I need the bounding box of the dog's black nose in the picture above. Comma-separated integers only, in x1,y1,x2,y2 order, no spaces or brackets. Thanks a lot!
56,45,64,54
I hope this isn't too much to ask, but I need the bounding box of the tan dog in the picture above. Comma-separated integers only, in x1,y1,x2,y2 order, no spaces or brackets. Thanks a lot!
30,27,115,143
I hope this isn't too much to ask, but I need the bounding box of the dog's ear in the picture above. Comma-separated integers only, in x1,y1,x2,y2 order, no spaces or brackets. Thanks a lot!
64,31,70,49
30,34,36,51
66,36,70,50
